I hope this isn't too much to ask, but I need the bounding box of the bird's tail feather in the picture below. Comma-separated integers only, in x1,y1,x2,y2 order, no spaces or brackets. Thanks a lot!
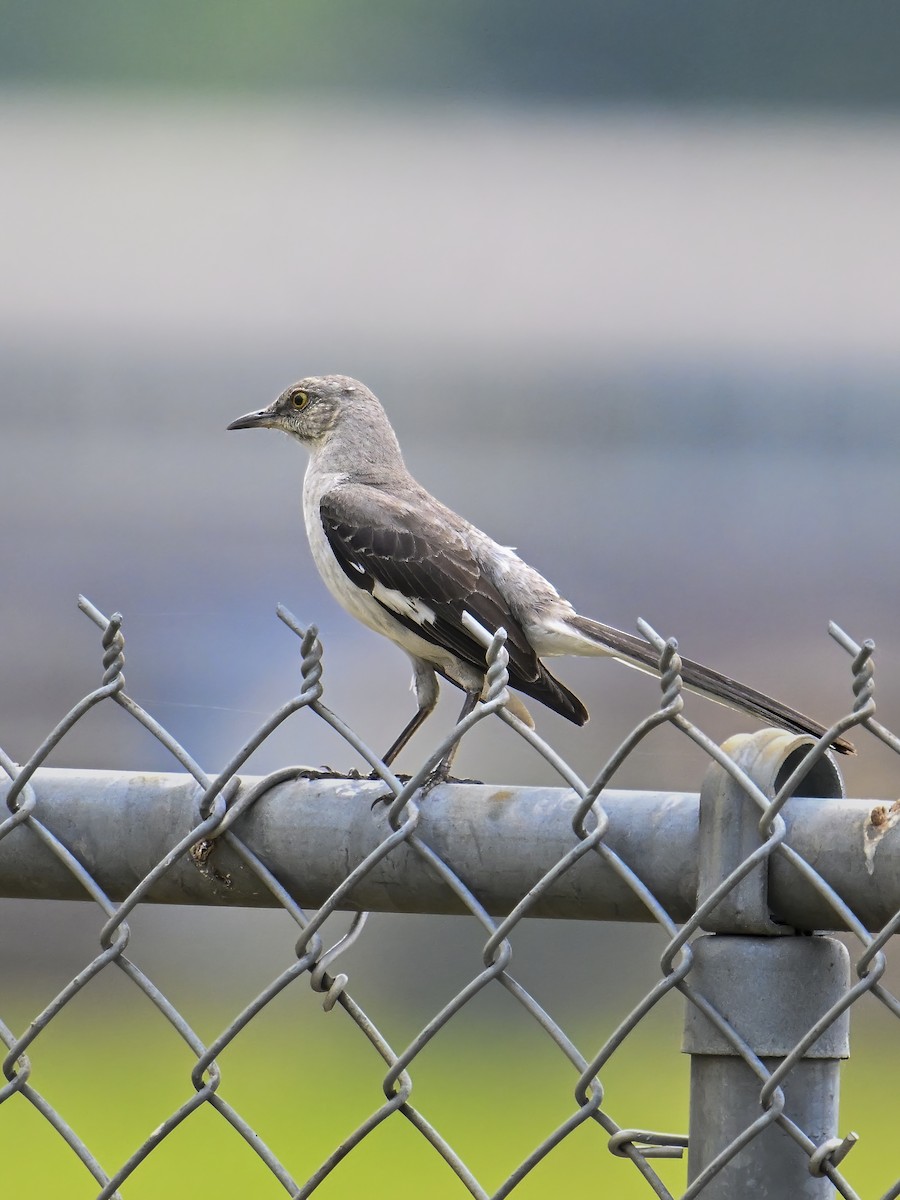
515,664,589,727
567,614,855,755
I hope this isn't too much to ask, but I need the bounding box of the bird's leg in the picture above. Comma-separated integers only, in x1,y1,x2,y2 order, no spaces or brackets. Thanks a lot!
419,689,480,793
371,670,481,803
380,704,435,767
372,659,440,775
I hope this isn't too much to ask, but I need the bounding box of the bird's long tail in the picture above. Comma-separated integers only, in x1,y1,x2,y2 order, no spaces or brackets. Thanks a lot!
566,614,855,755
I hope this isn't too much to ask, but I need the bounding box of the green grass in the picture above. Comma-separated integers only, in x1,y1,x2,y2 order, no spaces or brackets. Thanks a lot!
0,987,895,1199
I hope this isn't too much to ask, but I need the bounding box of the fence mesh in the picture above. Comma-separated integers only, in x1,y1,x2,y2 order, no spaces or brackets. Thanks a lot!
1,595,898,1199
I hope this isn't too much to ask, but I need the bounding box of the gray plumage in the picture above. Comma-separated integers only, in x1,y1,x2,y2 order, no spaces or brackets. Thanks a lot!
228,374,853,764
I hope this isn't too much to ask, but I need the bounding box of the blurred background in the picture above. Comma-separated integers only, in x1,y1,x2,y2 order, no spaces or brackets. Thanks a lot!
2,4,900,1196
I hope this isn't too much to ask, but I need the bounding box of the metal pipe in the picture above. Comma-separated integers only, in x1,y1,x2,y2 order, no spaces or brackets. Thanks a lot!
0,767,898,927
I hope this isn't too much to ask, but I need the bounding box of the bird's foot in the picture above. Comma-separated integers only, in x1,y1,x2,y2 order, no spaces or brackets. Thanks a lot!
367,770,411,809
293,765,359,781
368,763,449,806
367,768,412,783
416,764,484,795
366,767,483,809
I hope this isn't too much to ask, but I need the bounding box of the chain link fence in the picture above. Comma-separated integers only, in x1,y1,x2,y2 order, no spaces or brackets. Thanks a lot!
1,595,898,1199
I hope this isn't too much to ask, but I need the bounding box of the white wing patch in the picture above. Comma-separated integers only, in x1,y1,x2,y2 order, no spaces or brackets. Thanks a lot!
372,582,436,626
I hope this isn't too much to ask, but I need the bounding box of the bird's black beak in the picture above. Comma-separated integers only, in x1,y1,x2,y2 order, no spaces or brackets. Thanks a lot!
226,407,276,431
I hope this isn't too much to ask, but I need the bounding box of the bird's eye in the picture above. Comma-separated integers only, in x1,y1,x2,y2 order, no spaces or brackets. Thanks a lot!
292,390,310,410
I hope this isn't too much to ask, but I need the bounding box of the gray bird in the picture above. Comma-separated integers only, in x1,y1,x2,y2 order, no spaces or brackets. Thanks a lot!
228,374,853,772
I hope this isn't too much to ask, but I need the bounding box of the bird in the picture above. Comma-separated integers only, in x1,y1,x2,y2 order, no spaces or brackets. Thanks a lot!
227,374,853,776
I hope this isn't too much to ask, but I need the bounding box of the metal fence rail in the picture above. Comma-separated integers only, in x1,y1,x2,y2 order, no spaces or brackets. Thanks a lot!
1,595,898,1199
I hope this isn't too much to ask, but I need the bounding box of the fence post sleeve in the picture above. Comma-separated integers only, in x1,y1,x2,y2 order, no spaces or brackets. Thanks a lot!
682,934,851,1198
683,731,851,1197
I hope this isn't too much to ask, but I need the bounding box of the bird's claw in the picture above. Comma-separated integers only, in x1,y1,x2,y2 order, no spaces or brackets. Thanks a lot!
370,769,484,809
293,765,356,781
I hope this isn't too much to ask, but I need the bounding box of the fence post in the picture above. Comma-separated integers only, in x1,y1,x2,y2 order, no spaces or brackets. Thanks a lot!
683,731,852,1197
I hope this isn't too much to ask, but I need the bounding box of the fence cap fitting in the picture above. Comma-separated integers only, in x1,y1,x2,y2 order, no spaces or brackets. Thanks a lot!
698,729,844,935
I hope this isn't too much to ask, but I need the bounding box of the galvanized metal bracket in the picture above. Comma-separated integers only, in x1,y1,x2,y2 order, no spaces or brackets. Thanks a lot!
697,729,845,934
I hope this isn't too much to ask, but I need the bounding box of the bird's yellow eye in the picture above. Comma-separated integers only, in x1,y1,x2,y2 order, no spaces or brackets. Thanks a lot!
292,390,310,410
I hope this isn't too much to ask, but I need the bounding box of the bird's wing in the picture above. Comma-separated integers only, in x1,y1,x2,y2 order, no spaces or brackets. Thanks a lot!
320,484,538,675
319,484,588,723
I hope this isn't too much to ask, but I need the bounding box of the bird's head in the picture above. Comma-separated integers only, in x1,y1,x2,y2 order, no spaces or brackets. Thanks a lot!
227,375,376,445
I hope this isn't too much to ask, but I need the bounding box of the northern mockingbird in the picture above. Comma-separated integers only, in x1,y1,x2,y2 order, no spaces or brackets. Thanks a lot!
228,374,852,772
